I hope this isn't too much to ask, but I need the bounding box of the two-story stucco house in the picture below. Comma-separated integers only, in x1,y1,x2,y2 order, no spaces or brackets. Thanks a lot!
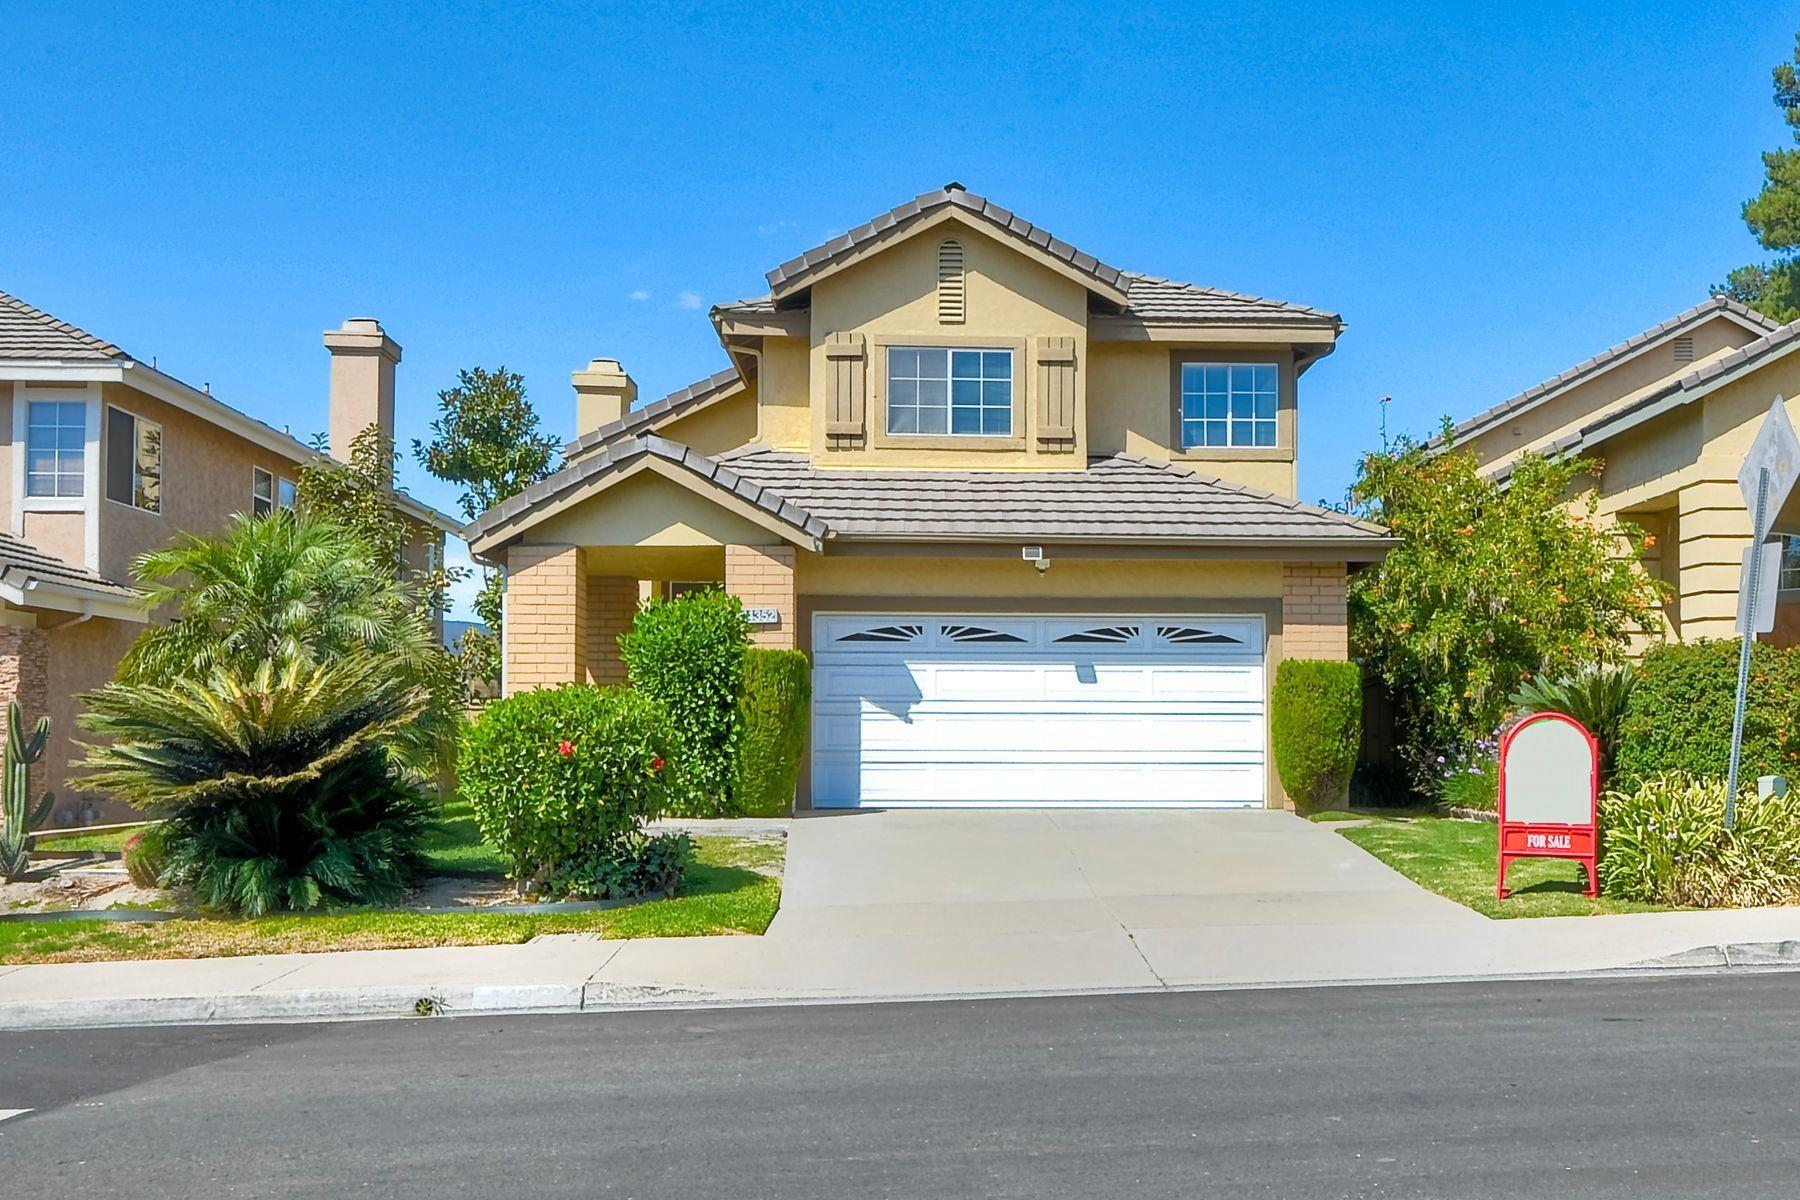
465,185,1393,811
0,291,459,822
1439,295,1800,647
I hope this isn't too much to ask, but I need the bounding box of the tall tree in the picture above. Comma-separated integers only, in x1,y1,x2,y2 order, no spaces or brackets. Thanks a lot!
413,367,560,686
1719,33,1800,322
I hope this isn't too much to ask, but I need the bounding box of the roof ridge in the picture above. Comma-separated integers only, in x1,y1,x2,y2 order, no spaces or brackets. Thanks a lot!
1118,271,1327,316
1436,296,1781,449
0,288,129,359
1674,315,1800,392
1108,452,1388,535
563,366,745,459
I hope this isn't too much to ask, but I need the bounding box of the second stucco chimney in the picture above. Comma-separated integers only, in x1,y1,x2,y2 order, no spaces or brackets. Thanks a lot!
323,317,402,465
573,358,637,434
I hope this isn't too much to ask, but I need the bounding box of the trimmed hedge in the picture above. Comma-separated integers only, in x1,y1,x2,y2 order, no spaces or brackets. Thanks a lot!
733,649,811,817
457,685,684,898
1614,639,1800,784
1271,659,1362,813
619,591,750,817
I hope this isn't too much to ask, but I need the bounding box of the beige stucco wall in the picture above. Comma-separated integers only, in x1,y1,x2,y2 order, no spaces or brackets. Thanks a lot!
758,338,811,451
528,469,785,549
1463,313,1761,474
805,225,1090,469
1087,342,1298,494
47,613,140,821
95,381,303,585
656,377,760,457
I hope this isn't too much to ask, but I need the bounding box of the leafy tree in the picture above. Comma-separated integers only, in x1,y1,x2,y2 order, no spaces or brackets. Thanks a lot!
1719,32,1800,322
413,367,560,686
1348,437,1666,783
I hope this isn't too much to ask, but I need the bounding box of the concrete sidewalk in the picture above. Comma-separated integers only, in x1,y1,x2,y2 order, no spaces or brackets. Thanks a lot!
4,810,1800,1027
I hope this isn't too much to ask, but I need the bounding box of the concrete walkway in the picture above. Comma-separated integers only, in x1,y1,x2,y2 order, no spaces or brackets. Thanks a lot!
3,810,1800,1028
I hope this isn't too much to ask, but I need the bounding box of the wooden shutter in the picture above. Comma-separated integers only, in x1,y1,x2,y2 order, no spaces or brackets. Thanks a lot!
1036,337,1077,450
825,333,866,447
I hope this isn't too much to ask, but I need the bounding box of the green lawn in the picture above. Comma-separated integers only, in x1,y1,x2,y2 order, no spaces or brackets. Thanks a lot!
1,798,785,964
1313,812,1671,919
31,825,144,852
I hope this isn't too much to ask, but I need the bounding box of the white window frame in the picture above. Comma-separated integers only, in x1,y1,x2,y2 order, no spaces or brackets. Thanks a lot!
1178,361,1280,450
103,404,164,515
252,466,275,518
885,346,1014,438
10,384,101,572
21,395,93,504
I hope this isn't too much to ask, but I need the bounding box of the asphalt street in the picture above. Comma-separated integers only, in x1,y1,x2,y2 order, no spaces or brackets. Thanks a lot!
3,973,1798,1198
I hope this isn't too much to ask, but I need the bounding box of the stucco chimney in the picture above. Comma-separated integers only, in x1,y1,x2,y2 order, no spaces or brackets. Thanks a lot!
323,317,402,465
573,358,637,434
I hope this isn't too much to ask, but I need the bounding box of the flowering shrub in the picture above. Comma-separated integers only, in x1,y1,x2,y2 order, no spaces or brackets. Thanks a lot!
1435,737,1500,812
619,590,750,816
1599,772,1800,907
458,684,685,898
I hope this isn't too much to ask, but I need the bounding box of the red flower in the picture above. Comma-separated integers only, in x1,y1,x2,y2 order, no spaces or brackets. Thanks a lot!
650,756,666,774
556,740,575,758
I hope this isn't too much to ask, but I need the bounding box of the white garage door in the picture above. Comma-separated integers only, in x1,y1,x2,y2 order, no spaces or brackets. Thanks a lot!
810,613,1266,808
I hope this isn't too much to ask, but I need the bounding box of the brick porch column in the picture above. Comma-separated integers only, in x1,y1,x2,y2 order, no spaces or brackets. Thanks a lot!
726,544,797,649
585,575,639,685
1282,562,1349,660
503,545,588,696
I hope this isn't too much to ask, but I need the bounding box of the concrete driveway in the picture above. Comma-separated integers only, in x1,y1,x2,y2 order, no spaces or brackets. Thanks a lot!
769,809,1477,944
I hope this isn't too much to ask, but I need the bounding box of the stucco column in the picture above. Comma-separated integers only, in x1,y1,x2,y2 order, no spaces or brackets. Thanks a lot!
1281,562,1349,660
585,576,639,685
0,623,50,811
502,545,588,696
726,544,797,649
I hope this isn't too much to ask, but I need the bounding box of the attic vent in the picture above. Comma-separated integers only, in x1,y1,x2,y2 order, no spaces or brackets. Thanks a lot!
1673,336,1695,364
937,239,966,325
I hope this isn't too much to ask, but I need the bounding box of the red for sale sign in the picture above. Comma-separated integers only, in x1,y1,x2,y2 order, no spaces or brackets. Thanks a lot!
1497,712,1600,899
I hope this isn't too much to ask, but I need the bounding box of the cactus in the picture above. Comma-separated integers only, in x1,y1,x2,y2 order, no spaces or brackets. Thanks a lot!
0,700,52,881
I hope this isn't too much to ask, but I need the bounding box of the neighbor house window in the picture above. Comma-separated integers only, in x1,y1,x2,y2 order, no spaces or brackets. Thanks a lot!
1179,362,1278,448
252,467,275,517
104,406,163,513
887,347,1012,436
1783,536,1800,592
278,477,297,510
25,400,87,497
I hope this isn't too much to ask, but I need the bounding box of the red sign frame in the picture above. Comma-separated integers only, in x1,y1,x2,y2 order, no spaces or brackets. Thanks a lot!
1497,711,1599,899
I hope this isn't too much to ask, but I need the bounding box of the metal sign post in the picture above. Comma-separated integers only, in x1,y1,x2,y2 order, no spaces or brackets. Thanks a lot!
1727,398,1800,829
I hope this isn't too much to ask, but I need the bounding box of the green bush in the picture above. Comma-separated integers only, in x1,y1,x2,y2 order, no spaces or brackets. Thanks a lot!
1435,746,1499,813
458,685,684,898
77,655,434,915
1271,660,1362,813
618,591,750,817
1599,772,1800,907
733,649,811,817
1614,640,1800,784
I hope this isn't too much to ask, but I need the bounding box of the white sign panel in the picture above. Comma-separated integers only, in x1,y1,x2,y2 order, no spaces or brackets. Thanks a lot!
744,607,781,626
1738,397,1800,536
1738,538,1784,636
1501,718,1595,825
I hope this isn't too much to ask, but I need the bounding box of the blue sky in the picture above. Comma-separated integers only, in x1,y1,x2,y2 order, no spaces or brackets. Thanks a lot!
2,3,1792,618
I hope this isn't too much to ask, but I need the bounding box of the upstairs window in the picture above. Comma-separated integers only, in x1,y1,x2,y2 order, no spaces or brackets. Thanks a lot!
252,467,275,517
1180,362,1278,449
104,406,163,513
25,400,87,497
887,347,1012,436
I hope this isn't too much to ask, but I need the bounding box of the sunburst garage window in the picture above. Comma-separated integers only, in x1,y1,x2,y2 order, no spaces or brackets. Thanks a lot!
888,347,1011,436
1180,363,1277,448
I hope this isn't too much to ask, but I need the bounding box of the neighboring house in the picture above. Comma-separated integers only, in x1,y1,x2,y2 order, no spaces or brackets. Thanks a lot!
0,293,459,823
1438,295,1800,646
465,183,1392,810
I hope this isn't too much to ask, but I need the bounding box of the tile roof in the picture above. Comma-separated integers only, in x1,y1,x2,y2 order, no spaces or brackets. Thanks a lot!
1434,296,1780,450
767,183,1130,300
713,272,1336,327
563,367,743,462
0,290,128,361
716,447,1389,543
464,435,829,549
467,435,1389,551
0,531,141,605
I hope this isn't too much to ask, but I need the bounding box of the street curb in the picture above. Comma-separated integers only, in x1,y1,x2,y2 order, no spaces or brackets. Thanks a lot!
4,942,1800,1030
